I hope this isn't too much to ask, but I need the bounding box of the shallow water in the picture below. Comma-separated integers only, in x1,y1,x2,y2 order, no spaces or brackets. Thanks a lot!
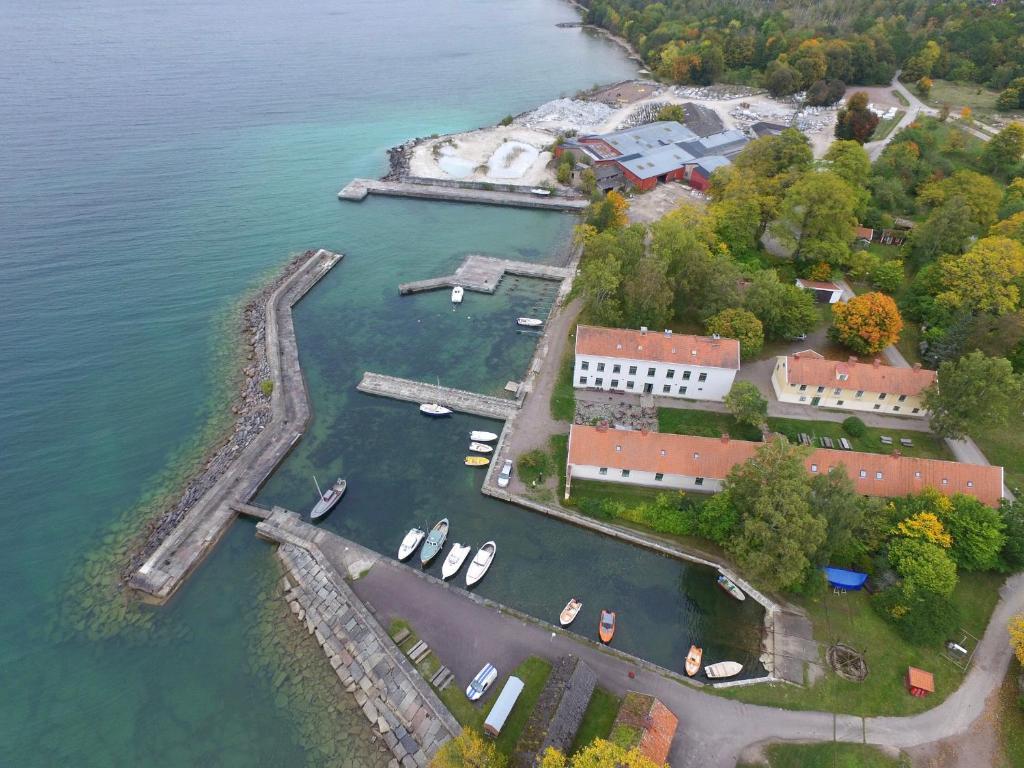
1,0,643,764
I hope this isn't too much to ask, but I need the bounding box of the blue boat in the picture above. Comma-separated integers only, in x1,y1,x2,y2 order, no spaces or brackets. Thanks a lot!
824,567,868,591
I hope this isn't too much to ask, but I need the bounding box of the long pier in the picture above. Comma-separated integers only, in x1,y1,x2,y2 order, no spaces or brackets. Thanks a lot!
338,178,589,212
130,249,342,604
356,372,519,420
398,254,572,295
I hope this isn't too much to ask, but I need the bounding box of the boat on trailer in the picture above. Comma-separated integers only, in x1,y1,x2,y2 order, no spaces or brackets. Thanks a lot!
310,476,346,520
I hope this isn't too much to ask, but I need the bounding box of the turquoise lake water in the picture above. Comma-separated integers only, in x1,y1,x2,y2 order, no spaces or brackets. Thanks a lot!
0,1,761,764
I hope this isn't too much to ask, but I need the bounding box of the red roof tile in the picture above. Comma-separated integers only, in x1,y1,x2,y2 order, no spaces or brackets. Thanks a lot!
638,699,678,765
575,325,740,370
786,353,936,397
567,426,1003,506
796,278,842,292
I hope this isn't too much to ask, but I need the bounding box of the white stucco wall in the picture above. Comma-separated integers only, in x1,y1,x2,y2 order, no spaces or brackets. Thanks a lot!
569,464,726,493
573,353,736,402
771,358,927,417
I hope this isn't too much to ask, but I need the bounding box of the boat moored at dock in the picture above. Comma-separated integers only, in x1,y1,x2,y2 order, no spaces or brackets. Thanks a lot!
717,574,746,601
704,660,742,679
420,403,452,417
398,528,426,561
441,543,471,580
451,286,464,304
470,431,498,442
420,518,449,565
466,541,495,586
310,476,346,520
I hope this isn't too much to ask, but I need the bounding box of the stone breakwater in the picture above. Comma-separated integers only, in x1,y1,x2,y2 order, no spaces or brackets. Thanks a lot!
273,540,458,767
120,250,318,582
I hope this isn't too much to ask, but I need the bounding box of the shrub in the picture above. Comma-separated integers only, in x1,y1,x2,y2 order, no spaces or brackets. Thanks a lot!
260,379,274,397
873,585,960,644
842,416,866,437
517,449,552,485
696,492,739,545
498,114,514,126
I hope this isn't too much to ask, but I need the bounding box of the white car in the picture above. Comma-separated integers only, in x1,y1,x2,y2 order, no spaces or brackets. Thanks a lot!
466,663,497,701
497,459,513,488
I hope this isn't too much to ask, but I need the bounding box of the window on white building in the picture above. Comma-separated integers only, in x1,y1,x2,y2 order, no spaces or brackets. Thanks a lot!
817,386,825,394
834,388,841,395
682,371,691,381
611,379,619,388
595,378,603,386
662,385,670,393
666,369,675,379
581,361,589,371
647,367,656,377
613,364,621,373
878,393,886,400
799,384,807,392
695,477,704,486
856,390,864,397
578,376,587,385
621,469,630,478
698,372,707,382
599,467,607,475
837,400,844,406
678,386,687,395
627,381,634,389
655,473,664,481
898,394,907,402
628,365,637,375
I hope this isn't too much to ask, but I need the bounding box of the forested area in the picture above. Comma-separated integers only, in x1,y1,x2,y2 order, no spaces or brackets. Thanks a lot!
579,0,1024,100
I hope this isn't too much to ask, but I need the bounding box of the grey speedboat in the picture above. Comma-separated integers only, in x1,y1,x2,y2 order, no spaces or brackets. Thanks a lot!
310,476,346,520
419,518,449,565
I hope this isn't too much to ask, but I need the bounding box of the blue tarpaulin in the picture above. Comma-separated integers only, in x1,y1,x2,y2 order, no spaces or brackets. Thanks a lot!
824,567,868,590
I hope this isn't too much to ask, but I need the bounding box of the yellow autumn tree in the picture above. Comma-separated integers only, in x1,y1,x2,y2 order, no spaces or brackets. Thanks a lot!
895,512,953,548
1010,614,1024,664
936,236,1024,315
429,730,506,768
989,210,1024,242
540,740,665,768
829,292,903,355
606,190,630,229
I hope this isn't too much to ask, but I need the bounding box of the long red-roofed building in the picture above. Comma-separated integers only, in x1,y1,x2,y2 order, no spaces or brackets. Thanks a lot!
565,424,1003,507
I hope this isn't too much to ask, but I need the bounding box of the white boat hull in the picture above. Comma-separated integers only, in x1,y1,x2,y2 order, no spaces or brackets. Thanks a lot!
469,442,493,453
420,403,452,417
470,431,498,442
466,541,496,587
517,317,543,327
398,529,425,561
441,544,471,580
451,286,464,304
704,661,743,679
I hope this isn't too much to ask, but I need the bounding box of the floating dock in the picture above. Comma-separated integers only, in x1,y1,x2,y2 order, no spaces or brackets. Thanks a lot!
356,372,519,420
338,178,589,212
398,254,572,295
130,249,342,604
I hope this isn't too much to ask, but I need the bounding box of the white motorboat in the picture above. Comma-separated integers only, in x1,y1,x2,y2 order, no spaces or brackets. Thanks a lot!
441,543,471,580
451,286,464,304
469,441,493,453
516,317,543,327
559,598,583,627
397,528,426,561
704,661,743,679
470,431,498,442
420,403,452,417
465,541,496,587
530,188,552,196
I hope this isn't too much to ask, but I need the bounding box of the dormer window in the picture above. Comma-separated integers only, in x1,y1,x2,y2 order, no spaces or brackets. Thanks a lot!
837,373,848,382
615,445,622,452
692,452,700,459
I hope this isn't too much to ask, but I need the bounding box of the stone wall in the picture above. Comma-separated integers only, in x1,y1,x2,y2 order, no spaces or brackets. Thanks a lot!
404,175,582,198
276,541,459,767
513,655,596,767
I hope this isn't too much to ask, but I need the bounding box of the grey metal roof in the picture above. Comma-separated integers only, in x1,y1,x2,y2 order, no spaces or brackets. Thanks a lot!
619,143,697,178
695,155,730,176
598,121,699,157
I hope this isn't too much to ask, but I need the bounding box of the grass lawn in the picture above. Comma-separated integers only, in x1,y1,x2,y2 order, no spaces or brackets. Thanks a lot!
388,619,553,755
970,424,1024,495
570,688,621,754
656,408,950,460
891,89,909,107
551,343,575,422
873,110,906,142
923,79,1001,116
998,661,1024,768
717,571,1004,716
738,742,910,768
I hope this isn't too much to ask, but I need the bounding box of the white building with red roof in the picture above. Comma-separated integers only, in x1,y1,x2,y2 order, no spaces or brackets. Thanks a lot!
565,425,1004,507
574,325,740,402
795,278,844,304
772,351,936,417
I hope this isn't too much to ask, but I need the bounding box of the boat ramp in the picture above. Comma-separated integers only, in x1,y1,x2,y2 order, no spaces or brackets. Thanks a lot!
337,178,589,212
398,254,572,296
357,371,519,420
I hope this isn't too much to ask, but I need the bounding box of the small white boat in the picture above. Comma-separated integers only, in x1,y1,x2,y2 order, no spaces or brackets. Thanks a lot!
397,528,425,561
704,661,743,679
470,431,498,442
451,286,464,304
530,188,552,196
559,598,582,627
717,575,746,602
420,403,452,417
441,543,471,580
469,441,493,453
466,541,496,587
517,317,543,327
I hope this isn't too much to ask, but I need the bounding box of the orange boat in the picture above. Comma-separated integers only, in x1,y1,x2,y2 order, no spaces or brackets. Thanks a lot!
685,645,703,677
598,610,616,644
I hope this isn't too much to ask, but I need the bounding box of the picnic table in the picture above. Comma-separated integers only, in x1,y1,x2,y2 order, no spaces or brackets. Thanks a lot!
880,435,893,445
839,437,852,450
900,438,913,447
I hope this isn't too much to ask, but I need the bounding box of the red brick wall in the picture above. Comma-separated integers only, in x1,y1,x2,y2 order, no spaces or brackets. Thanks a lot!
689,170,709,191
622,168,657,191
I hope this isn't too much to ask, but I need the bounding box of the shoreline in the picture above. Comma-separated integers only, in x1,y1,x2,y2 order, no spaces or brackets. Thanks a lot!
563,0,647,68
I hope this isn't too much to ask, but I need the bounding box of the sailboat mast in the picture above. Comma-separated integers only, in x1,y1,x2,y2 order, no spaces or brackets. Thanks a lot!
313,474,324,500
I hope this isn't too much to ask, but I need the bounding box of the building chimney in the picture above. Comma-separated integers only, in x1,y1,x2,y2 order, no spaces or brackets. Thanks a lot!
873,358,881,368
640,326,648,335
848,355,858,364
640,427,650,436
664,329,672,337
597,420,609,432
892,448,901,459
721,433,730,444
913,362,922,371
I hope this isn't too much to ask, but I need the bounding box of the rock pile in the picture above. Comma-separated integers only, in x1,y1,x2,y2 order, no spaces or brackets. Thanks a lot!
515,98,616,134
574,399,658,432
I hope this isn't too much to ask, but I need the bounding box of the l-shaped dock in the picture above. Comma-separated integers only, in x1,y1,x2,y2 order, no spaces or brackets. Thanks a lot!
398,253,572,295
356,372,519,420
338,178,589,212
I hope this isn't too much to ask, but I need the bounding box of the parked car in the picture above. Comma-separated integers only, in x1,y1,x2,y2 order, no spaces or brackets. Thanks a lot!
466,663,498,701
497,459,513,488
791,333,808,341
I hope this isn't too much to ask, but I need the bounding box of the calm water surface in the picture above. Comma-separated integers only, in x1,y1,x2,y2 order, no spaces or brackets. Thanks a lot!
0,0,757,764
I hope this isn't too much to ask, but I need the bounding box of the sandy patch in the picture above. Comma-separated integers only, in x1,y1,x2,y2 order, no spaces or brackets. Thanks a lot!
409,126,558,186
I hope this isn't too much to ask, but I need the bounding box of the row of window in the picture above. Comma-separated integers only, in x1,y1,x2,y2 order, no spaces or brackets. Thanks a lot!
796,394,921,413
579,360,706,382
797,384,909,402
808,463,974,488
596,467,704,485
579,376,690,394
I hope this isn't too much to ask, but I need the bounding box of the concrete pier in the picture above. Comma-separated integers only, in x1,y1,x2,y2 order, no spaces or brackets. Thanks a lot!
357,372,518,420
130,248,342,603
338,178,589,212
398,254,572,296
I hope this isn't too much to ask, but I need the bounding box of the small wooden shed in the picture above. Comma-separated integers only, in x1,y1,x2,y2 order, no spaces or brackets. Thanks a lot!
906,666,935,697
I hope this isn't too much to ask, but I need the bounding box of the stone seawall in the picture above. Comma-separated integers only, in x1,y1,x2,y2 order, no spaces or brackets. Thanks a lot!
263,523,459,767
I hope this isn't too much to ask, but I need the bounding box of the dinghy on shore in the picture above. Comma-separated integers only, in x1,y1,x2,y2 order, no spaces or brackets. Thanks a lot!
704,661,742,679
466,541,496,587
441,543,471,580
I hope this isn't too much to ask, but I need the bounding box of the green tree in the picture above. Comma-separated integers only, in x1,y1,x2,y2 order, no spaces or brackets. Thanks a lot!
870,259,904,293
556,155,574,184
772,171,857,265
918,171,1002,233
725,438,827,591
874,584,960,644
887,536,958,597
430,730,506,768
743,270,819,340
938,494,1007,571
997,88,1021,112
842,416,866,437
905,196,979,266
835,92,880,144
1000,498,1024,570
936,236,1024,316
724,381,768,428
696,492,740,545
620,258,674,329
705,308,764,359
982,123,1024,174
999,177,1024,219
810,467,865,564
574,252,623,326
580,167,597,196
924,351,1024,439
655,104,686,123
